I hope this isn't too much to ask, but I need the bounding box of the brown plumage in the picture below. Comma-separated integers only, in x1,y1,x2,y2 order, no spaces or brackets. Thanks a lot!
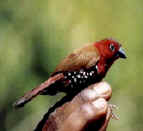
13,38,126,108
54,44,99,73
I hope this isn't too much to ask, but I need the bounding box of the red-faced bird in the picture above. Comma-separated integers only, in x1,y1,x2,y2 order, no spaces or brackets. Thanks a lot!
14,38,126,108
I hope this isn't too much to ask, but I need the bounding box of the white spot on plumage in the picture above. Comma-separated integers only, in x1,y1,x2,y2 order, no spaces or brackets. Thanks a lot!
83,72,86,75
86,73,89,76
68,72,71,76
73,72,76,74
74,78,77,82
84,75,88,79
80,70,84,73
91,71,94,74
89,71,94,76
64,76,67,79
96,65,98,70
77,75,81,78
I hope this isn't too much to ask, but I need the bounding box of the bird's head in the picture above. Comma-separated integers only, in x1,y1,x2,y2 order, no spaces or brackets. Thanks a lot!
94,38,126,61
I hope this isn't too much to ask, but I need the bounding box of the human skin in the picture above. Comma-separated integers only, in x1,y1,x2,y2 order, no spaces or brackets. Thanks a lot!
38,81,113,131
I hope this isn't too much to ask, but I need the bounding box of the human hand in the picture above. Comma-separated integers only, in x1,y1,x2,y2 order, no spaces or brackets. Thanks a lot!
36,82,113,131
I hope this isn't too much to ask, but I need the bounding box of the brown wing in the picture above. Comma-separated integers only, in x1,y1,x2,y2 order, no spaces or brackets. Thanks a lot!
53,44,100,73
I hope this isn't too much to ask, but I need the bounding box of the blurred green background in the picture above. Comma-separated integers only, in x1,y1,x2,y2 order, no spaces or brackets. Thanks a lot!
0,0,143,130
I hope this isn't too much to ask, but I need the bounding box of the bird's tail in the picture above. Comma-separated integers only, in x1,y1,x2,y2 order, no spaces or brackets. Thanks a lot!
13,73,64,109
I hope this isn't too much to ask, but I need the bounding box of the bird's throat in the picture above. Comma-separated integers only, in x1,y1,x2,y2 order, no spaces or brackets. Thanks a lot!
97,57,114,77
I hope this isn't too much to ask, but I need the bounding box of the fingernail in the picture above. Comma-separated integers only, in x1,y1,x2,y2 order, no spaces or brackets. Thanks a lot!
93,82,111,95
81,89,97,100
92,98,107,110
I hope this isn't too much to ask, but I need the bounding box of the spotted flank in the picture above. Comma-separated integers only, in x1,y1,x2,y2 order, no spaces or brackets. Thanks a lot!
62,66,99,92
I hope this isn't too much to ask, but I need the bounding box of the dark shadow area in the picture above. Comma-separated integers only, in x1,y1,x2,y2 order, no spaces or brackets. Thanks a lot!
34,94,75,131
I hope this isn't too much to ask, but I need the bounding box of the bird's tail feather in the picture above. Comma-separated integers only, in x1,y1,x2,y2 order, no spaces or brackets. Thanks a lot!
13,73,64,109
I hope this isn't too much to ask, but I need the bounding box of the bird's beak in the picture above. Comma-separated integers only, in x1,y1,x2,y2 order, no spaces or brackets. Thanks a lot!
118,47,127,59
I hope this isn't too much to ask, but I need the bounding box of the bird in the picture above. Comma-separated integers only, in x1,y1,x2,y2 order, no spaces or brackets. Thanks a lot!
13,38,126,108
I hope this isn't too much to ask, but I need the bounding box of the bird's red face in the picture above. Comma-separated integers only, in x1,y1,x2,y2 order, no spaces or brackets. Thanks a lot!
95,38,126,61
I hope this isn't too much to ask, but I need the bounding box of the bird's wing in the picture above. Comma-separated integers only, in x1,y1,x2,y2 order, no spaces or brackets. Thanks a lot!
53,44,100,73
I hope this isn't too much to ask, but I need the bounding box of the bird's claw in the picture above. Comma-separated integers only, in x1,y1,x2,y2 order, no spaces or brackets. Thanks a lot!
109,104,119,120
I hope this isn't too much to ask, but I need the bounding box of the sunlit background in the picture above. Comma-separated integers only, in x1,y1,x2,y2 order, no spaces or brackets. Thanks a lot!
0,0,143,130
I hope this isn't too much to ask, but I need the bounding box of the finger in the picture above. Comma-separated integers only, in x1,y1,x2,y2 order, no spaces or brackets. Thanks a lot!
58,98,108,131
38,81,112,131
82,81,112,102
44,81,112,126
59,81,112,116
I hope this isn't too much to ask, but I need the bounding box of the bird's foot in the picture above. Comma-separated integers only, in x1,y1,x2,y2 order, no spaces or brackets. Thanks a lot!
109,104,119,120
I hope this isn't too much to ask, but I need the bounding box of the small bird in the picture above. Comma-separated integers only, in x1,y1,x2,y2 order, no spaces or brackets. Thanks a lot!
13,38,126,108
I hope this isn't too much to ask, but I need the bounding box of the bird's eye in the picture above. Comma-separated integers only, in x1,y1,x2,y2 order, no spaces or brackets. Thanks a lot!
109,44,115,52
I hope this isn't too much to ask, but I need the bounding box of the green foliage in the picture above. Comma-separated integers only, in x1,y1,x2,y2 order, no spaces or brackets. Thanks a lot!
0,0,143,130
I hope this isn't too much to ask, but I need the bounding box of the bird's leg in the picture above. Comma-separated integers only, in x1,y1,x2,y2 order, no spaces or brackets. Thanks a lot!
98,104,119,131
